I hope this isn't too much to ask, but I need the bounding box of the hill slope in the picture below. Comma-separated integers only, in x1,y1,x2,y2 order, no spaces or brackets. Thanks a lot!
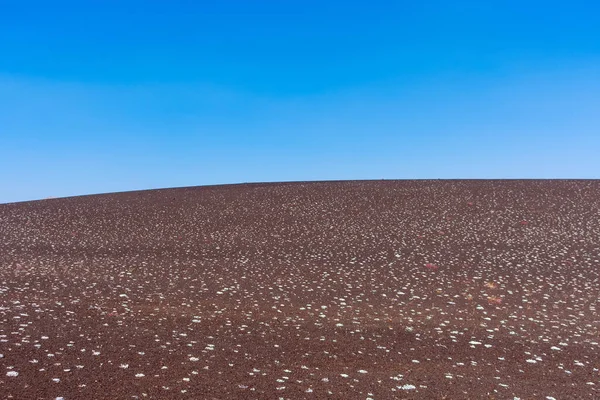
1,180,600,399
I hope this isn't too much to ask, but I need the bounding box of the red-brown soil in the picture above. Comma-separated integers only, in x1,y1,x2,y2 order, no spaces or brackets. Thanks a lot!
1,180,599,399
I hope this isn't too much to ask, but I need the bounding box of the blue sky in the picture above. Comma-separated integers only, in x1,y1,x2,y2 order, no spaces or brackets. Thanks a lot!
1,0,599,203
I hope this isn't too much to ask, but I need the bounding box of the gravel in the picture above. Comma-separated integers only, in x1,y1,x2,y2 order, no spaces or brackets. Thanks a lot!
1,180,599,398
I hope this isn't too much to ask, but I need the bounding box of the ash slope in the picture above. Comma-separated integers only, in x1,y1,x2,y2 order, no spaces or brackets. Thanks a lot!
1,180,600,399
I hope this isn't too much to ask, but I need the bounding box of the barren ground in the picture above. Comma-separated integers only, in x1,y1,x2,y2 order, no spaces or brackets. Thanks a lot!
1,180,599,399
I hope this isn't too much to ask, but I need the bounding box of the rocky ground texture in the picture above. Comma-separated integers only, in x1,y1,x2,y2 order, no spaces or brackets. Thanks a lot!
1,180,599,399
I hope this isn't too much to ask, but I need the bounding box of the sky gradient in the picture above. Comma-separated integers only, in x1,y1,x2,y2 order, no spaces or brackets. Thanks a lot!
1,0,599,203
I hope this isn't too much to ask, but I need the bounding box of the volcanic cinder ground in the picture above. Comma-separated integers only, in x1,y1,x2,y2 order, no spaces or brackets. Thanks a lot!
1,180,600,399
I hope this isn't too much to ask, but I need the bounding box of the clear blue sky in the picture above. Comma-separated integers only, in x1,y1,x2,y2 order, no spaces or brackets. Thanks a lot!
1,0,599,203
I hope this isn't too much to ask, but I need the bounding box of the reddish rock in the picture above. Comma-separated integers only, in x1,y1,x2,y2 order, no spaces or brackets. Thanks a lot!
1,180,599,399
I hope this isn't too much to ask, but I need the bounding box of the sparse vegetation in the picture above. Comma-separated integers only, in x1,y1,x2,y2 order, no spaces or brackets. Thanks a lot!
1,180,599,398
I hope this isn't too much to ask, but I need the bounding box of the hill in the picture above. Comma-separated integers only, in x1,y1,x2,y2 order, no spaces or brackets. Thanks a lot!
1,180,599,399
